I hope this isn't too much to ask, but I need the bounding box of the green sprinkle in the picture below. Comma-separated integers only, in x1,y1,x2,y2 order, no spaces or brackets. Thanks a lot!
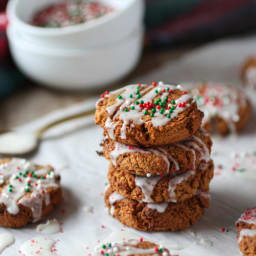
136,90,140,95
238,168,245,173
15,176,19,179
140,100,144,104
41,176,45,180
169,109,173,113
19,172,23,176
102,245,106,249
152,108,156,113
9,185,13,188
33,174,37,179
167,88,170,91
144,111,148,115
135,101,139,105
160,108,165,114
155,90,159,94
171,106,176,110
154,100,159,105
129,94,133,98
9,189,13,193
158,249,163,253
123,108,129,112
25,188,30,193
23,174,27,178
137,95,141,99
136,86,140,90
167,114,171,118
105,254,109,256
47,171,51,175
108,243,112,248
25,170,29,175
150,113,154,117
160,102,165,107
171,99,176,104
165,96,168,101
131,106,135,110
117,95,122,100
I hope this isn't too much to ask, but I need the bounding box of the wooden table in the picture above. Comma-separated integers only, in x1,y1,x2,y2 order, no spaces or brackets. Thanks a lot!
1,47,192,130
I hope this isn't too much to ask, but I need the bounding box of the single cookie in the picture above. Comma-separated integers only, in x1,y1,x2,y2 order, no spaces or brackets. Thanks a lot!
241,57,256,90
105,187,210,231
0,158,62,228
108,160,214,203
95,82,203,146
95,239,173,256
188,82,252,135
236,208,256,256
103,128,212,176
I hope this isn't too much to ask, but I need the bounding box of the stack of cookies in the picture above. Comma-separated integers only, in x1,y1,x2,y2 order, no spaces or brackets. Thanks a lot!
95,82,214,232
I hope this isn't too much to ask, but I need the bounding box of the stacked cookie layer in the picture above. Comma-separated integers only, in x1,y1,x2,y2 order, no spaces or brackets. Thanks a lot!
95,82,214,231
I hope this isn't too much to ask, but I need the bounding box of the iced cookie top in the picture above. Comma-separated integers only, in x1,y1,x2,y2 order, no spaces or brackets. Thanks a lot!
95,239,172,256
190,82,247,124
96,82,203,146
0,158,60,220
237,208,256,225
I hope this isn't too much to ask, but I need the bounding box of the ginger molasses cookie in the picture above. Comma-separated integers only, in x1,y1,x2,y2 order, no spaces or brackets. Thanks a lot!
236,208,256,256
103,128,212,176
0,158,62,228
95,82,203,146
95,239,173,256
241,56,256,90
108,160,214,203
189,82,252,135
105,187,210,232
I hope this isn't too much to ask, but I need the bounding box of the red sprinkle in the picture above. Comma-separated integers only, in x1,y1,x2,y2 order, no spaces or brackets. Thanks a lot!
128,146,134,150
154,247,159,252
139,237,143,242
152,82,157,87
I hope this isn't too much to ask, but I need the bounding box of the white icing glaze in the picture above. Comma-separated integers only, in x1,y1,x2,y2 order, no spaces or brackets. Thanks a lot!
191,82,247,133
134,170,195,203
147,202,168,213
0,233,15,254
0,132,37,155
95,239,169,256
238,229,256,243
168,170,195,202
36,219,61,234
134,175,161,202
0,158,59,220
190,135,210,162
109,192,124,216
19,237,57,256
245,67,256,89
100,83,193,140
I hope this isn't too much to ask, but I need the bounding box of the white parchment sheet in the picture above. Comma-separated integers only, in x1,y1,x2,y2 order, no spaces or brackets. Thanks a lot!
1,35,256,255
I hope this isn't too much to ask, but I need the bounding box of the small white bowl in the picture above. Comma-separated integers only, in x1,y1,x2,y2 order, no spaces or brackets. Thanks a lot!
7,0,144,49
7,25,144,90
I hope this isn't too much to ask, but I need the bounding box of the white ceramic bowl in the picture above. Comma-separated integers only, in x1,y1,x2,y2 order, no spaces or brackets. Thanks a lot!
7,0,144,49
7,25,143,90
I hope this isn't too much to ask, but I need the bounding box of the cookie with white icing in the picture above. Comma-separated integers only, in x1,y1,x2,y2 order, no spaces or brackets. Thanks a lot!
236,208,256,256
242,57,256,90
103,128,212,176
95,239,173,256
108,160,213,203
0,158,61,228
105,186,210,232
188,82,251,135
95,82,203,147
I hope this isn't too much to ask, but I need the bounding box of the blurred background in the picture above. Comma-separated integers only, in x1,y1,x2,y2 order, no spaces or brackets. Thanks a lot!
1,0,256,129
